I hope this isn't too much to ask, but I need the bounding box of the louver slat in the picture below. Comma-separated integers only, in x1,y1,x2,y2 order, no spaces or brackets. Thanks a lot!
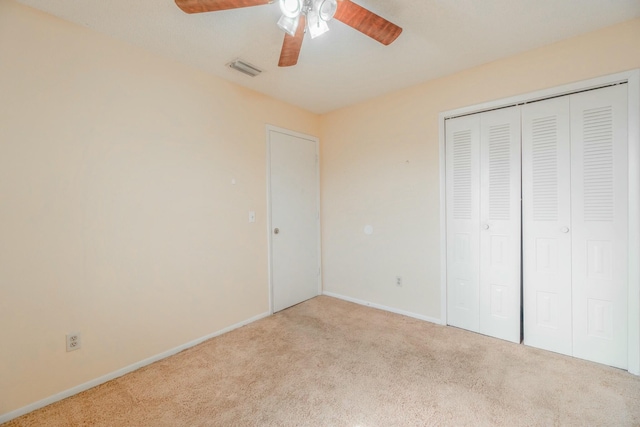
531,116,559,221
582,107,614,222
453,130,473,220
488,124,511,221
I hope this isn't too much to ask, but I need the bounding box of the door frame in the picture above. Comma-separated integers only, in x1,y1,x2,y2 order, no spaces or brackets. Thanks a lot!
266,125,322,314
438,69,640,374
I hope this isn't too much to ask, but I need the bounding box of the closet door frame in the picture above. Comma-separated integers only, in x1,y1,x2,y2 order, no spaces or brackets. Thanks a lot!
438,69,640,374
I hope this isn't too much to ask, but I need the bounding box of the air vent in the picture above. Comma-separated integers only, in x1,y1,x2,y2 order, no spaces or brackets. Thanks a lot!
228,59,262,77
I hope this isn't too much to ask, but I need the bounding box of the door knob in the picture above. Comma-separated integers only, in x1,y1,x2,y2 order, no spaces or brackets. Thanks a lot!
561,226,570,233
274,228,280,235
483,224,490,230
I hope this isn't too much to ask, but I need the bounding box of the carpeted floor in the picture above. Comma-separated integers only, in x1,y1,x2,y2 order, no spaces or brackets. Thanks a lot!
5,295,640,426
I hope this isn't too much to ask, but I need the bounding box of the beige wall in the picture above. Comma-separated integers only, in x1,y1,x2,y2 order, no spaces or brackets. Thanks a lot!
320,18,640,319
2,0,639,417
0,0,319,415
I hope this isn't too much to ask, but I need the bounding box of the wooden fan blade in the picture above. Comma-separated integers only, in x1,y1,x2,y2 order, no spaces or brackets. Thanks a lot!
278,15,306,67
334,0,402,45
175,0,272,14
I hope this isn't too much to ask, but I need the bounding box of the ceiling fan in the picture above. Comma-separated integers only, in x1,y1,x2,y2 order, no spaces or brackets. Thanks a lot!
175,0,403,67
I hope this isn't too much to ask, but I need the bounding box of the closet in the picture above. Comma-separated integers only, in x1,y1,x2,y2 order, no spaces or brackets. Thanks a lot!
445,83,630,369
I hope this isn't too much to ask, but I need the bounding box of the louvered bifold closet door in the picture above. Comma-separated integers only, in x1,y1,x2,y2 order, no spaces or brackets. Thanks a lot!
446,108,521,341
522,85,629,368
479,107,522,343
570,85,628,369
522,97,573,356
446,114,481,333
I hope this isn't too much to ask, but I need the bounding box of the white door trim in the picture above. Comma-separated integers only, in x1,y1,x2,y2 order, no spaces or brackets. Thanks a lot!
438,69,640,374
266,125,322,314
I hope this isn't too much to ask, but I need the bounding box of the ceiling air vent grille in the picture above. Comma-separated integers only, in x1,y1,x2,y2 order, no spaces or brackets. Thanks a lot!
228,59,262,77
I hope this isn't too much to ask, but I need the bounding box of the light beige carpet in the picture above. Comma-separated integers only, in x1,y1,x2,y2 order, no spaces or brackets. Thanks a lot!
5,296,640,426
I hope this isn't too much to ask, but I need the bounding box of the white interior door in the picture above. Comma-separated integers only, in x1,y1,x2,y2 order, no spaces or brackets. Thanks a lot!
446,114,481,333
446,108,521,342
522,85,629,369
522,96,573,356
479,107,522,343
570,85,628,369
268,128,320,313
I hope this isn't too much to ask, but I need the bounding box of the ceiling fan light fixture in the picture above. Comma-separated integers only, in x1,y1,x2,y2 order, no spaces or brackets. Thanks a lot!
306,10,329,39
279,0,303,18
277,14,300,36
316,0,337,21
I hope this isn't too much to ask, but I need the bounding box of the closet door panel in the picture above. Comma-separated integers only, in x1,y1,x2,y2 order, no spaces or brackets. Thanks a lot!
446,115,481,332
479,107,522,343
570,85,628,369
522,97,573,356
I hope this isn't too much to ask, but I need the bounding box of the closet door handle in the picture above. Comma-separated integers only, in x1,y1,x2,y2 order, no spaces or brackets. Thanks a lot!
561,226,570,233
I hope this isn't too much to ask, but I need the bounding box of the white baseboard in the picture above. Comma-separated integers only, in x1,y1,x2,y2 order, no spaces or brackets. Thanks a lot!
0,311,270,424
323,291,443,325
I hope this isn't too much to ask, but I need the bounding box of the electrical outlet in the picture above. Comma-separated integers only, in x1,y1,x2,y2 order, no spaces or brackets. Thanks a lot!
396,276,402,287
66,332,81,352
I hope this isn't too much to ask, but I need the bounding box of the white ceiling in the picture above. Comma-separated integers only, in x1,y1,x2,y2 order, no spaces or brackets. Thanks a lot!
15,0,640,114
